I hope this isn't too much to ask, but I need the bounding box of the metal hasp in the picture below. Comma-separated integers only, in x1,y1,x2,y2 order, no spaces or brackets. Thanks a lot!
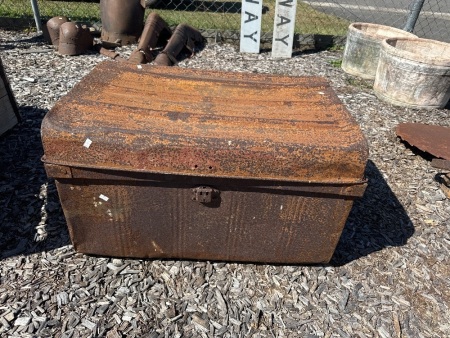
192,186,219,204
154,24,203,66
129,13,172,64
44,16,70,47
41,62,369,264
100,0,145,48
396,123,450,160
58,22,94,56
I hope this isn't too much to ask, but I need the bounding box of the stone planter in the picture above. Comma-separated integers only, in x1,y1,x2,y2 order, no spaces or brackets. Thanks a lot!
341,23,417,80
374,37,450,109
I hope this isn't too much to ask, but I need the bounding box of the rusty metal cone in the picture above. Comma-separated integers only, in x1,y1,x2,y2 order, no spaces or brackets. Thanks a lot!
153,24,203,66
128,13,171,64
100,0,145,47
129,50,148,64
46,16,70,47
58,22,94,56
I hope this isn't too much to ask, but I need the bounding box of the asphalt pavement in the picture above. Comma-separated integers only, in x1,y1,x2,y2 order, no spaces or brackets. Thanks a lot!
304,0,450,42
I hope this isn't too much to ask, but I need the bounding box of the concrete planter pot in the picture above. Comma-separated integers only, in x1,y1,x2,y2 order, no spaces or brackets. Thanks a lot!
341,23,417,80
374,38,450,109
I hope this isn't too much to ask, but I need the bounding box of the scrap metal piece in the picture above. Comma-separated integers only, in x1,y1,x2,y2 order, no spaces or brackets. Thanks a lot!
93,44,127,62
154,24,203,66
442,174,450,198
44,16,70,47
100,0,145,48
128,13,171,64
58,22,94,56
435,173,450,199
432,159,450,171
396,123,450,160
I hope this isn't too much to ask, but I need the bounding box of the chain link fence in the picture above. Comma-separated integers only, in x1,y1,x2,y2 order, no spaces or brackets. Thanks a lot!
0,0,449,44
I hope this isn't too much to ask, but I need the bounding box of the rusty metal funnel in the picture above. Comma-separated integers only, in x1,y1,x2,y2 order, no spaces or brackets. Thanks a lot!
154,24,203,66
128,13,171,64
100,0,145,48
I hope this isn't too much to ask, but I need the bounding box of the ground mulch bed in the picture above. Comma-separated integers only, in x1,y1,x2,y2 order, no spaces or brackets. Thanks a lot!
0,29,449,338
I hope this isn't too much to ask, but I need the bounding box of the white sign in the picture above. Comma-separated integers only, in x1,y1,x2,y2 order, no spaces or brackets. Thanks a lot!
240,0,263,53
272,0,297,58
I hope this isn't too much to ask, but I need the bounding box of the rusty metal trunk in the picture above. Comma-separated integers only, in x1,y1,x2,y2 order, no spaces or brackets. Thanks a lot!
129,13,172,64
154,24,203,66
100,0,145,47
41,62,369,264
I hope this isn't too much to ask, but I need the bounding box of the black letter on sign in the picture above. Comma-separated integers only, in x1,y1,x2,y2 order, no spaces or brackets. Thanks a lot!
244,31,258,42
277,15,291,26
244,11,259,23
245,0,259,3
279,0,294,7
275,34,290,46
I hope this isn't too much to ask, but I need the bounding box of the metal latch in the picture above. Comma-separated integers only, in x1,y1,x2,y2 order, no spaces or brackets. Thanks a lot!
192,186,219,204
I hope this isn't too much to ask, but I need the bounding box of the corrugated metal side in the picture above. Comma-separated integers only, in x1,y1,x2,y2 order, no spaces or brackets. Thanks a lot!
54,171,360,263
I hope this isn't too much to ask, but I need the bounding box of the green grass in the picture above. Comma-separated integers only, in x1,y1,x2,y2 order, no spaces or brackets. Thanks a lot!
0,0,349,35
329,59,342,68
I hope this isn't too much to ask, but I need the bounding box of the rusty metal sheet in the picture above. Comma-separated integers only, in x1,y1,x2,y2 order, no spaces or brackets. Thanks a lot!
396,123,450,160
41,61,368,184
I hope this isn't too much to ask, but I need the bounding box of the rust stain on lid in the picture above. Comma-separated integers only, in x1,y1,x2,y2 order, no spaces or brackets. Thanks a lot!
41,61,368,184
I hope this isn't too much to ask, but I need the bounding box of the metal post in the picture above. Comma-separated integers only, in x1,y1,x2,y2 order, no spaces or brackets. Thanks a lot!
30,0,42,32
403,0,425,32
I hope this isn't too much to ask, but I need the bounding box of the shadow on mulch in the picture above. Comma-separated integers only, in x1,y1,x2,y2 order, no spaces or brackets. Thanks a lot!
331,160,414,266
0,106,70,260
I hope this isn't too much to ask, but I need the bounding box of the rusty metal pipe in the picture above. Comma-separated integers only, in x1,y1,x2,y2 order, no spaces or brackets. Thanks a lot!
154,24,203,66
129,13,172,64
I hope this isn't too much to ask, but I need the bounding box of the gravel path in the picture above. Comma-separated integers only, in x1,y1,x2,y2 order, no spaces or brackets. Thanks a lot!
1,29,449,338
